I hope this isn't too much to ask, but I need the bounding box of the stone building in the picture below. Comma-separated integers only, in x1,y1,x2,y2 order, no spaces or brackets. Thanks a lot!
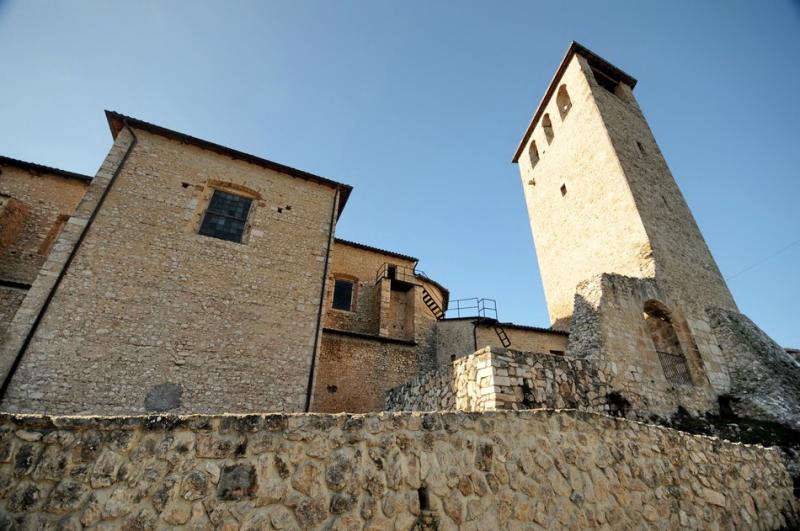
0,43,797,430
0,41,799,530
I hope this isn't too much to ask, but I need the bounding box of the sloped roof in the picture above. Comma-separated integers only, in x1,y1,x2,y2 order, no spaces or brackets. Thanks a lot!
0,155,92,182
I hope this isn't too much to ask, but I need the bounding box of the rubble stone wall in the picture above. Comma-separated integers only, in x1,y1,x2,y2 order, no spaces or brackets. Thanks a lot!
312,332,421,414
707,307,800,427
0,411,796,530
386,347,613,414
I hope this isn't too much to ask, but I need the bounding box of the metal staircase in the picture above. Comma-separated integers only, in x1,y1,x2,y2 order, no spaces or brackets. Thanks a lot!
493,324,511,348
422,288,445,320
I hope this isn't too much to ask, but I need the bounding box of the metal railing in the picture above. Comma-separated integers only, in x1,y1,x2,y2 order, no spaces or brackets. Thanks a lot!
445,298,498,320
375,263,419,285
657,350,693,385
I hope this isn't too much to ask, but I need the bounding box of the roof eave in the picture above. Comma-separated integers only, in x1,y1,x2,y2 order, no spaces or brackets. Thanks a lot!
0,155,93,183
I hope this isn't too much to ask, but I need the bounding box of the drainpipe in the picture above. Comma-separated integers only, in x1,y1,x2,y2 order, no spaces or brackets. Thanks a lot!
304,186,339,412
0,122,139,401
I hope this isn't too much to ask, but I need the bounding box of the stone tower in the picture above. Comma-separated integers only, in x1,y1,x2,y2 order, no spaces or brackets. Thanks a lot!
513,42,735,330
513,43,800,423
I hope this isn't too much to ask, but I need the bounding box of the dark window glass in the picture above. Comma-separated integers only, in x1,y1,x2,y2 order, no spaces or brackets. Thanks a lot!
332,279,354,311
198,190,252,243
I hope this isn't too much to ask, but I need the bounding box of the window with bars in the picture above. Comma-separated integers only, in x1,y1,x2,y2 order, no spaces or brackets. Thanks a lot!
332,279,354,311
198,190,253,243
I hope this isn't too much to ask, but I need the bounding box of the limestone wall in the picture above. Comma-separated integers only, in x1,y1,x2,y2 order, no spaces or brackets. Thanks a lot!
515,54,654,329
0,410,796,530
571,273,724,418
386,347,614,414
2,127,340,415
0,163,89,285
312,331,421,414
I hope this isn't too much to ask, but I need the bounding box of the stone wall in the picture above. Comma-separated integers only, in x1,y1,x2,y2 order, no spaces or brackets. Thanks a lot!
312,331,421,414
386,347,614,414
515,53,655,329
2,125,341,415
0,410,796,530
434,319,568,367
0,163,89,285
570,273,722,418
0,287,26,345
708,307,800,427
323,241,417,337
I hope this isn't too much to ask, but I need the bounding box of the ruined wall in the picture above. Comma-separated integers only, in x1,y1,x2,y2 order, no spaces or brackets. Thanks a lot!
0,411,796,530
516,54,653,329
707,307,800,427
2,127,339,415
386,347,613,414
570,273,723,418
0,163,89,285
311,331,420,414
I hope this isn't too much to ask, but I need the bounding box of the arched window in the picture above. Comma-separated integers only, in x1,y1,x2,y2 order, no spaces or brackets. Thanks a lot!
528,140,539,169
542,114,554,144
643,301,692,385
556,85,572,119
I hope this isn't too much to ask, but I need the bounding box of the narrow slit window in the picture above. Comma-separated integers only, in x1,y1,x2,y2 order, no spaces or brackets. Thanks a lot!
542,114,554,144
528,140,540,169
556,85,572,120
560,184,567,196
332,279,354,311
199,190,252,243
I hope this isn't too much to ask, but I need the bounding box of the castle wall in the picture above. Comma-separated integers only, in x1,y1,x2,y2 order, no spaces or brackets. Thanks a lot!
1,127,339,415
386,346,613,414
0,411,795,530
311,331,420,413
516,55,653,329
570,274,728,417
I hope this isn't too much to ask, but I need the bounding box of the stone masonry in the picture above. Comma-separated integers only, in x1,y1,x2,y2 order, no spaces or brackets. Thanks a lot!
1,116,348,415
386,347,613,414
0,410,796,530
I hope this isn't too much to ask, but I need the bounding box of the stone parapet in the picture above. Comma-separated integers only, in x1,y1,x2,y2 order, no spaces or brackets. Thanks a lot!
0,410,796,529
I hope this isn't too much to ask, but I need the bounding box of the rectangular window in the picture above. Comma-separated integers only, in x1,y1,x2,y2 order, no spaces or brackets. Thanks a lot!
332,279,354,311
198,190,252,243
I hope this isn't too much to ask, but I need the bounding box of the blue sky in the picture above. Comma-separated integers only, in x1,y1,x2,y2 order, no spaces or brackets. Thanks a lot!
1,1,798,345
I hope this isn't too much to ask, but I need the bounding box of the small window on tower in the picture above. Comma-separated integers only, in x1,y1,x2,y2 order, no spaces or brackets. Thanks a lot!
332,279,354,311
560,184,567,196
556,85,572,120
198,190,252,243
528,140,540,169
542,114,555,144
